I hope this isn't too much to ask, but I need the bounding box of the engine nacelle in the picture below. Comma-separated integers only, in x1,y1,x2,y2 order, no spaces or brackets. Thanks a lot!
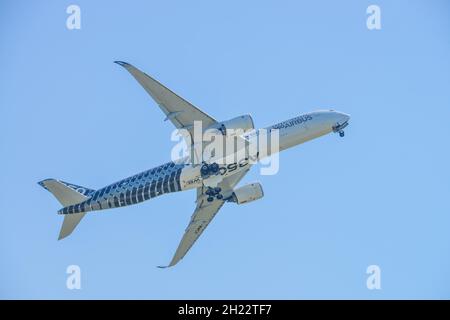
207,114,254,136
229,182,264,205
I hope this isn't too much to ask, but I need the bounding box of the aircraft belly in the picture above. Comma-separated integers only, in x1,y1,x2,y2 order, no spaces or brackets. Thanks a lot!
278,121,331,152
180,166,202,190
58,161,185,215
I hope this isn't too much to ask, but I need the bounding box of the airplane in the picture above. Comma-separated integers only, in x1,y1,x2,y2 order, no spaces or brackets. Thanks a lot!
38,61,350,268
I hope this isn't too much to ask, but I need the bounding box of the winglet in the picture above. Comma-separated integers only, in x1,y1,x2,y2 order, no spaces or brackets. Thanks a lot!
37,179,50,191
157,265,169,269
114,61,131,67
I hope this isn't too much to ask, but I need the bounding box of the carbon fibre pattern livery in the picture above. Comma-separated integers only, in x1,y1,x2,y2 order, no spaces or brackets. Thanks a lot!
58,161,185,215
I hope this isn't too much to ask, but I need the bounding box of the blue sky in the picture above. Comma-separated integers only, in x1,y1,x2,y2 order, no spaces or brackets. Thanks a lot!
1,0,450,299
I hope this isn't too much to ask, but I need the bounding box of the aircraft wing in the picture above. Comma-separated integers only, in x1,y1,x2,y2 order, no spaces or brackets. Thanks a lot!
114,61,217,137
159,169,250,268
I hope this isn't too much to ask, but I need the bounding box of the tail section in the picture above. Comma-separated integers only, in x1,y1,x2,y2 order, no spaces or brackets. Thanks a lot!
38,179,95,205
38,179,96,240
57,214,86,240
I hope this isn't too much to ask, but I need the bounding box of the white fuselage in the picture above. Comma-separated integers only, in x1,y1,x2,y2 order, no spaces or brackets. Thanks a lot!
179,110,350,190
58,110,349,215
271,109,349,151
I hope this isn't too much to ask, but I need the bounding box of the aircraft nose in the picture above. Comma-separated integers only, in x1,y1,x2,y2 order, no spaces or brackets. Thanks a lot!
330,111,350,136
337,112,350,123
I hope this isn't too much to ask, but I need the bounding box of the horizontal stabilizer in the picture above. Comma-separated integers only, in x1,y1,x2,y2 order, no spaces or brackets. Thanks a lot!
38,179,95,240
38,179,94,206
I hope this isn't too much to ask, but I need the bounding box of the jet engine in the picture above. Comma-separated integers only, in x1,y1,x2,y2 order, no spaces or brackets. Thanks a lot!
229,182,264,205
207,115,254,136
